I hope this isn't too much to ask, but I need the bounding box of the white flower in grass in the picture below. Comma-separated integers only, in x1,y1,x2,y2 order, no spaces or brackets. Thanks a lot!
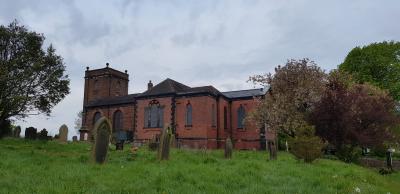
355,187,361,193
332,174,338,178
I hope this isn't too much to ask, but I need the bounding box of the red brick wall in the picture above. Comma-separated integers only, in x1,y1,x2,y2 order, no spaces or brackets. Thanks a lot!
175,96,218,149
84,104,134,136
231,99,260,150
135,97,172,142
217,98,230,142
83,68,129,105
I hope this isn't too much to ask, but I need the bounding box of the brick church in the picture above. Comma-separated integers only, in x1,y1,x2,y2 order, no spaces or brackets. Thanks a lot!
80,63,270,150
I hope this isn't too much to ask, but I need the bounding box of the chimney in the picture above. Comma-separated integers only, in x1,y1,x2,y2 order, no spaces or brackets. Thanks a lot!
147,80,153,90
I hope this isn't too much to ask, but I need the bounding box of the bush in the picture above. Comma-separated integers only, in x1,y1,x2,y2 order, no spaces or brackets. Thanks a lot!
336,145,362,163
379,167,394,175
289,125,325,163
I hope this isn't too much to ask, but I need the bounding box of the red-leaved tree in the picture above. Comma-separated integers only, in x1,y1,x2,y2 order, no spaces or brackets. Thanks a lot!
310,71,398,161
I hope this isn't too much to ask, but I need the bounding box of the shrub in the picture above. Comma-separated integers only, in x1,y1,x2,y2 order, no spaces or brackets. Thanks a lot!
38,129,49,141
379,167,394,175
336,145,362,163
289,125,325,163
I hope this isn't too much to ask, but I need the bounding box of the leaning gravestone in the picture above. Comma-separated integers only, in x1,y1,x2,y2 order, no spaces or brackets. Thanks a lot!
92,117,112,164
14,126,21,138
59,124,68,143
158,126,171,160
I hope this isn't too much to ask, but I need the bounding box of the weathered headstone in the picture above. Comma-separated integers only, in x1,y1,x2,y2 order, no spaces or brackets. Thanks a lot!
72,136,78,142
158,126,171,160
58,124,68,142
92,117,112,164
224,137,233,159
14,126,21,138
25,127,37,140
387,148,395,171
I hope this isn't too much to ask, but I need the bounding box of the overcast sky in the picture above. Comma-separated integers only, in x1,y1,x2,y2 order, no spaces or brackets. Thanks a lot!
1,0,399,139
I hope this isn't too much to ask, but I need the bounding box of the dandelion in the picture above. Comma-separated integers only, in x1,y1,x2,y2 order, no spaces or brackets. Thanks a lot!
355,187,361,193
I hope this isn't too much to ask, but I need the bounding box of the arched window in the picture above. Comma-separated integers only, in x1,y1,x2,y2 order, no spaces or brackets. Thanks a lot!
144,101,164,128
185,103,192,126
223,106,227,129
237,105,245,129
211,104,216,127
113,110,123,132
93,112,101,125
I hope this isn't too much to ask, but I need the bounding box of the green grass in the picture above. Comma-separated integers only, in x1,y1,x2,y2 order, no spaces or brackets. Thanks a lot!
1,138,399,194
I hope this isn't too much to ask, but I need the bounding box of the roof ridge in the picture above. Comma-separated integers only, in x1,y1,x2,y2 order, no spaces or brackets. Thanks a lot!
222,88,263,93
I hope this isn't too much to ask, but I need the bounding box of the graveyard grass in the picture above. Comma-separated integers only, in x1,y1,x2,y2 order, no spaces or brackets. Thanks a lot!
1,138,399,194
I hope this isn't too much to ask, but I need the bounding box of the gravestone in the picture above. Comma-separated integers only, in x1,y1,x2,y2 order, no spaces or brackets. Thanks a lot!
224,137,233,159
59,124,68,143
72,136,78,142
387,148,395,171
158,126,171,160
14,126,21,138
92,117,112,164
25,127,37,140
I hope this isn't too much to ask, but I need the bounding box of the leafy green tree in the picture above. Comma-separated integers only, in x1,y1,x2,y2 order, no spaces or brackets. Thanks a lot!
339,41,400,100
249,58,327,137
248,59,326,160
0,20,70,135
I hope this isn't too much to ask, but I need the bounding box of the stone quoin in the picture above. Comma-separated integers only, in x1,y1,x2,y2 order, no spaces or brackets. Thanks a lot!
80,63,272,150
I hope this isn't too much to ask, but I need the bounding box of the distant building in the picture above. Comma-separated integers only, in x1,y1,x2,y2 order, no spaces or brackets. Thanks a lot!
80,63,270,149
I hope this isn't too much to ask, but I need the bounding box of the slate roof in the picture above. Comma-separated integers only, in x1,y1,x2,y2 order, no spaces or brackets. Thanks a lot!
177,86,221,96
138,78,191,97
85,78,267,107
222,87,268,99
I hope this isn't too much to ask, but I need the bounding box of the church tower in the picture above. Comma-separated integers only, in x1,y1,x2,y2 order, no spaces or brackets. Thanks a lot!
83,63,129,106
80,63,129,140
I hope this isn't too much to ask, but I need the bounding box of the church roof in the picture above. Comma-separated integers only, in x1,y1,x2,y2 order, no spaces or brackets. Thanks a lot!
138,78,191,97
85,78,267,107
222,87,268,99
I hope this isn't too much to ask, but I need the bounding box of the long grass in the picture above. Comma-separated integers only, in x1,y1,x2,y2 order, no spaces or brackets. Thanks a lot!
0,138,399,194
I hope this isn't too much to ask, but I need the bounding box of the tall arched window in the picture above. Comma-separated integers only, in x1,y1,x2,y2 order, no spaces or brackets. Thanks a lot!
113,110,123,132
93,112,101,125
211,104,216,127
144,101,164,128
237,105,245,129
185,103,192,126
